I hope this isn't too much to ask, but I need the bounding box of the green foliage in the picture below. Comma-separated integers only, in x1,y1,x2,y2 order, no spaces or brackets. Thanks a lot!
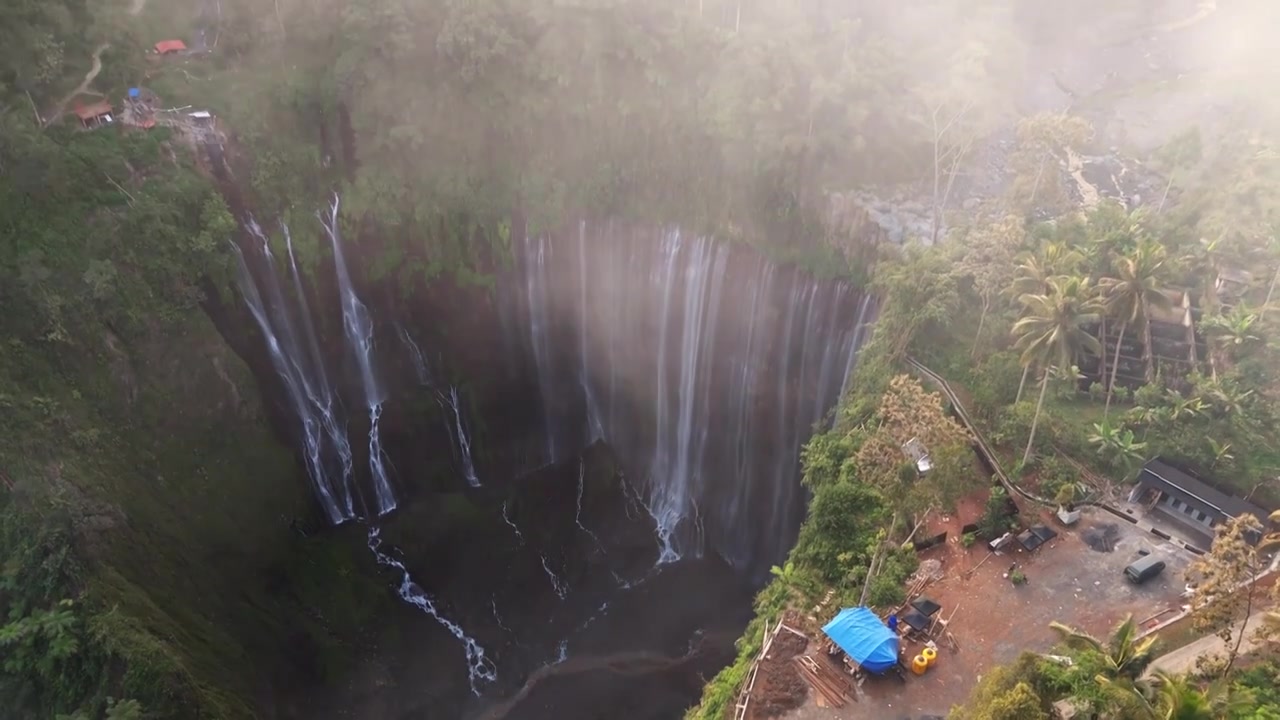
871,247,962,361
1233,664,1280,719
951,653,1051,720
977,487,1015,540
792,481,888,584
1087,420,1148,476
864,546,919,608
962,532,976,548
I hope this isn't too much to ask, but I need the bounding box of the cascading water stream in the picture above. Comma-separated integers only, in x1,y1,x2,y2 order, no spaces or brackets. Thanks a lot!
501,502,525,544
399,328,482,488
367,527,497,695
443,386,480,488
235,204,500,698
510,224,876,571
320,195,396,516
230,219,356,524
577,223,604,442
574,459,605,553
524,235,559,465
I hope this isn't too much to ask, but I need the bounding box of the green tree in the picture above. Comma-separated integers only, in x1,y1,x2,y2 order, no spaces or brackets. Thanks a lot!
1013,276,1103,465
1144,670,1253,720
1048,615,1158,682
1087,421,1148,476
1099,239,1173,407
1202,304,1263,377
951,653,1050,720
957,215,1026,358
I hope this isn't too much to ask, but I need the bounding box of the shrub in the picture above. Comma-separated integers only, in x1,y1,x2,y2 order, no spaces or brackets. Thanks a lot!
961,532,976,548
1010,568,1027,585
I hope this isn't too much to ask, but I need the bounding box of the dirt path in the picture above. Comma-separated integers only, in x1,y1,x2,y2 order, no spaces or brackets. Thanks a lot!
46,42,110,124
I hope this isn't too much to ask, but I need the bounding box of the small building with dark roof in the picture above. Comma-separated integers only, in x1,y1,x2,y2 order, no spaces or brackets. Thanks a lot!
1128,458,1266,536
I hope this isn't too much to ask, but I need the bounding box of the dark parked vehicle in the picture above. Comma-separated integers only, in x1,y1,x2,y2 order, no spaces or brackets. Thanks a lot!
1124,555,1167,584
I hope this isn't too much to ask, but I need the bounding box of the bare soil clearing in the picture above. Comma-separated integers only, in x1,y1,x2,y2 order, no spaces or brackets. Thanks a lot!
772,508,1193,720
749,631,808,718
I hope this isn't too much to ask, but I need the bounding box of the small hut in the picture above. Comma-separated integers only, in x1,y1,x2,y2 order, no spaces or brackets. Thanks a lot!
74,101,114,129
154,39,188,55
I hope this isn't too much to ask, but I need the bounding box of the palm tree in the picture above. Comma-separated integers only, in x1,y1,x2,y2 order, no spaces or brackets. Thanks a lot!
1099,240,1173,412
1088,421,1148,476
1008,243,1088,402
1202,303,1261,377
1049,615,1158,682
1013,276,1103,465
1050,615,1159,717
1009,243,1085,297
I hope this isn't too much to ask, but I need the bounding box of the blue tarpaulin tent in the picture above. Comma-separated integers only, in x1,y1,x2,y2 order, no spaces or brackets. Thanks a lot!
822,607,900,673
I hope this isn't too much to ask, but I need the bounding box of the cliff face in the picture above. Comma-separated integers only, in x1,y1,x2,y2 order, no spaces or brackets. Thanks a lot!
219,212,875,571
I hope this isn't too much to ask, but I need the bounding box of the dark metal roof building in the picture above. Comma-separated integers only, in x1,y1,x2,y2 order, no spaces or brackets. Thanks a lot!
1134,458,1266,529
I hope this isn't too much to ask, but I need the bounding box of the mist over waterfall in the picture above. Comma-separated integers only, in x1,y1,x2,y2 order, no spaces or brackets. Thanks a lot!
502,223,876,571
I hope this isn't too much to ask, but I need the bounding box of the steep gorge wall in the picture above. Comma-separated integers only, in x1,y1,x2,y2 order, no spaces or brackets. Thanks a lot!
222,213,876,573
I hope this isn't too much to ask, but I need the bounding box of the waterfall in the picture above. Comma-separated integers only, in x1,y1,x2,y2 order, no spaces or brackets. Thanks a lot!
539,554,569,599
508,224,875,570
523,234,559,465
501,501,525,544
574,459,604,553
320,195,396,516
399,328,481,487
578,223,604,443
443,387,480,487
367,528,496,695
230,219,357,524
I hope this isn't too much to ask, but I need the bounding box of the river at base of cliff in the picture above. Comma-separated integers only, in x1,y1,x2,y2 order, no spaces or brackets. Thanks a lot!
281,443,760,720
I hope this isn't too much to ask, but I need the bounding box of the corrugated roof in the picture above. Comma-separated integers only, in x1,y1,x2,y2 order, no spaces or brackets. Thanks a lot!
1137,458,1265,521
155,39,187,53
74,101,113,120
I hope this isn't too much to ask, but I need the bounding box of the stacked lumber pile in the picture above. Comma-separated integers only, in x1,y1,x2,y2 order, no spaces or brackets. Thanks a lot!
794,655,854,708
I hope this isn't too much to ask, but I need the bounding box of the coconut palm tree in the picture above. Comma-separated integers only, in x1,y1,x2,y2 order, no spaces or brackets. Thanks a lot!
1202,303,1262,377
1050,615,1159,717
1013,276,1103,465
1099,240,1173,412
1049,615,1158,682
1009,242,1086,297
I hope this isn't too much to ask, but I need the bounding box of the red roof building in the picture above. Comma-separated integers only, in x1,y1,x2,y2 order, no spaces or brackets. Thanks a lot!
154,39,187,54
